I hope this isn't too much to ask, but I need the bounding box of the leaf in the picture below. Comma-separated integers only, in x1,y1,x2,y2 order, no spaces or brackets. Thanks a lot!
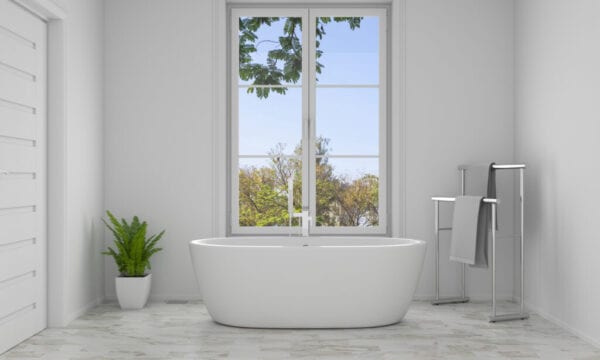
239,16,363,98
102,212,164,277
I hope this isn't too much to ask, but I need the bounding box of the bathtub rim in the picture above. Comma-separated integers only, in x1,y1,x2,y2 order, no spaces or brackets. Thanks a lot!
189,237,426,249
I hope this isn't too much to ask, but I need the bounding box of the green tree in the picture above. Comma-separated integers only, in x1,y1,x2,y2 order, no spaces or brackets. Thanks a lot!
238,138,379,227
239,16,363,98
239,165,288,226
338,174,379,226
237,16,378,227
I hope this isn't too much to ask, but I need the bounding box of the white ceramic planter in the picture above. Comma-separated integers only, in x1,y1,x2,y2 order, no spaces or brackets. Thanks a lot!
115,274,152,310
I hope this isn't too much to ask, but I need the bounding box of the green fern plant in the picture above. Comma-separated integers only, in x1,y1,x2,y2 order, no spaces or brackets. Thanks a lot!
102,211,164,277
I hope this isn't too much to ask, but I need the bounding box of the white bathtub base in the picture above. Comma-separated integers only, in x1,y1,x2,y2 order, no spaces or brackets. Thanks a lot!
212,318,407,330
190,237,427,329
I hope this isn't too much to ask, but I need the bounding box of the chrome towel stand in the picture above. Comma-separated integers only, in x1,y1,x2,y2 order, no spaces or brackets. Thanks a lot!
431,164,529,322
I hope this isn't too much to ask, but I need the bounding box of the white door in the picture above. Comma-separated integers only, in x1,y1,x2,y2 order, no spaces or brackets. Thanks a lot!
0,0,47,354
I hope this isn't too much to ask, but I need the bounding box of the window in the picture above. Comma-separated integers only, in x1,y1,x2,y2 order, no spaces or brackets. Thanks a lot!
231,6,387,235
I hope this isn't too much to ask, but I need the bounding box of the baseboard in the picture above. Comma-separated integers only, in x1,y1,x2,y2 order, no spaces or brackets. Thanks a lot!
150,294,203,302
107,293,512,304
60,296,103,327
524,301,600,350
106,293,517,304
103,294,203,303
413,293,516,302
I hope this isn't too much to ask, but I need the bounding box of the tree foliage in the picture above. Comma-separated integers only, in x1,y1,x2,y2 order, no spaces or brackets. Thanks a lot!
239,138,379,227
102,211,164,277
237,16,376,227
239,16,363,98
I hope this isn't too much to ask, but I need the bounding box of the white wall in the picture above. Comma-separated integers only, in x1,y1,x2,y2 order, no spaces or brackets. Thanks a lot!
104,0,214,300
405,0,515,299
104,0,516,301
64,0,105,323
515,0,600,346
48,0,105,326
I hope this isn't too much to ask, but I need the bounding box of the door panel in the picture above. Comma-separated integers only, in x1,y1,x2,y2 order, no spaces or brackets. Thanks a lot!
0,0,47,354
0,242,37,287
0,69,37,108
0,179,36,209
0,211,37,245
0,143,36,173
0,107,36,140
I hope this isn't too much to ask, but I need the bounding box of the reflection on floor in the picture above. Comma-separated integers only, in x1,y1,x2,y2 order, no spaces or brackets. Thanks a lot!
2,301,599,359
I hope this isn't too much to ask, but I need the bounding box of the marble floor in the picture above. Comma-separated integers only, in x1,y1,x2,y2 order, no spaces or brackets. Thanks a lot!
1,301,599,360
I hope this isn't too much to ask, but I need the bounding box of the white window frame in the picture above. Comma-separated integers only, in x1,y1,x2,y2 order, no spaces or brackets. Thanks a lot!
230,5,388,235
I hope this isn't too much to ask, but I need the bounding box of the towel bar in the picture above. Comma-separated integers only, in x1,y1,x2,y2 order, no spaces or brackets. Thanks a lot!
458,163,526,170
432,197,499,204
431,164,528,323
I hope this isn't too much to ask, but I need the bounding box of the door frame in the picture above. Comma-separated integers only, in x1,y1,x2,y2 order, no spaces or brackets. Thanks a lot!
11,0,69,327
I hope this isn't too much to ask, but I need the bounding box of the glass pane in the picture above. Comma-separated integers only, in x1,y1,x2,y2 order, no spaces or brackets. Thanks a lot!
315,88,379,155
238,17,302,86
239,158,302,227
239,88,302,155
316,16,379,84
315,158,379,227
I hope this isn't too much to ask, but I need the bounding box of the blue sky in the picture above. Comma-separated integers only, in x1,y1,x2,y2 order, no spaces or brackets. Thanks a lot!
238,16,380,179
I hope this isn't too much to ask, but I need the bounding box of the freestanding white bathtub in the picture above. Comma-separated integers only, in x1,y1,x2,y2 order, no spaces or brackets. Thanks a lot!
189,237,426,329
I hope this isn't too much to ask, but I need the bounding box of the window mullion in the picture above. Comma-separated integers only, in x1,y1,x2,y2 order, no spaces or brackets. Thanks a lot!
307,9,317,232
231,10,240,234
301,9,311,221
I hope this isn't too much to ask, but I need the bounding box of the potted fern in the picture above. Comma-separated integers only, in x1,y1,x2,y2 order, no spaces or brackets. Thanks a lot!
102,211,164,310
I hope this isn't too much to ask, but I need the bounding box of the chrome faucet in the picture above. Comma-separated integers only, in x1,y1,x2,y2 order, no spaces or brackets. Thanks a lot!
292,210,312,237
